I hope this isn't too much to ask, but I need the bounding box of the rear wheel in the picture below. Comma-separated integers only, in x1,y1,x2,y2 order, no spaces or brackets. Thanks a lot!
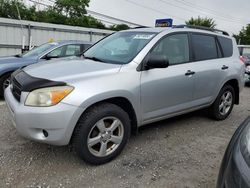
72,103,131,165
209,85,235,120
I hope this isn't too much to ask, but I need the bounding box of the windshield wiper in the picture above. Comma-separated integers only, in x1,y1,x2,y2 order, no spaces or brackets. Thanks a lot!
84,56,105,63
14,54,22,58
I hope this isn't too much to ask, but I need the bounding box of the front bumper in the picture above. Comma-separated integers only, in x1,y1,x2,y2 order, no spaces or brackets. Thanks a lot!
4,86,83,145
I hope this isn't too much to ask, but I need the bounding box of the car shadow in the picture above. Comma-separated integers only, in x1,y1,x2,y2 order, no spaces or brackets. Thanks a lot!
137,108,210,135
5,108,211,168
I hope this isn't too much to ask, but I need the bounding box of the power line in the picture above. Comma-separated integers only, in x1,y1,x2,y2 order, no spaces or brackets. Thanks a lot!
124,0,237,34
28,0,141,26
87,9,144,26
46,0,55,3
158,0,246,25
125,0,187,21
177,0,250,23
29,0,50,7
92,17,122,25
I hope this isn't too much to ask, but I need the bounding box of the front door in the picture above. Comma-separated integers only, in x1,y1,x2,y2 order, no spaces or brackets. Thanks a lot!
140,33,196,123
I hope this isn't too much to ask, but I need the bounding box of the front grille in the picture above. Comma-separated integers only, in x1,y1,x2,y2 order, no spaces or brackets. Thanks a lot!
11,77,22,102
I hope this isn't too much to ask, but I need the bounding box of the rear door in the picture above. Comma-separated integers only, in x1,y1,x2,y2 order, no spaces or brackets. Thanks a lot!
190,33,233,105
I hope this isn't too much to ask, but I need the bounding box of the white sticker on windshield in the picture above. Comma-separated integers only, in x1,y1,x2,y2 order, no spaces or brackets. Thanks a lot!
133,34,154,40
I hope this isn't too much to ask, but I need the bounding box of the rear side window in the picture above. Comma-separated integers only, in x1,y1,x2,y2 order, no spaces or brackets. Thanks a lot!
83,44,92,51
218,37,233,57
192,34,217,61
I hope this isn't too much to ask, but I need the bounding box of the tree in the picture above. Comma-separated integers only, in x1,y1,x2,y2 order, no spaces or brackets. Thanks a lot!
54,0,89,18
186,16,216,29
109,24,130,31
0,0,126,30
0,0,28,19
233,24,250,45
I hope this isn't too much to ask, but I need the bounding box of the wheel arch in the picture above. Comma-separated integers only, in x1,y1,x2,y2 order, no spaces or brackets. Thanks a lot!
0,70,15,79
70,96,139,144
223,79,240,104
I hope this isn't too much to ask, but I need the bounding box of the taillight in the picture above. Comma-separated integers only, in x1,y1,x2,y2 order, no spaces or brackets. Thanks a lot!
240,56,246,64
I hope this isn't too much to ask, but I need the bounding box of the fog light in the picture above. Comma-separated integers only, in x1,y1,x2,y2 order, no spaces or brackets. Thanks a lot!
42,129,49,138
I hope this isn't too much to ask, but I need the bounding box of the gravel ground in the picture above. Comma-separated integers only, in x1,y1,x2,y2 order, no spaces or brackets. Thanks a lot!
0,87,250,188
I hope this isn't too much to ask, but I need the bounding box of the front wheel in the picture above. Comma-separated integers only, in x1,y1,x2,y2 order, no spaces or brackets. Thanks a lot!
209,85,235,120
0,73,11,98
72,103,131,165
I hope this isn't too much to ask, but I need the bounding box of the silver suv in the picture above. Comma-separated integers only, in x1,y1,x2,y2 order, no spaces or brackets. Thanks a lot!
5,26,245,164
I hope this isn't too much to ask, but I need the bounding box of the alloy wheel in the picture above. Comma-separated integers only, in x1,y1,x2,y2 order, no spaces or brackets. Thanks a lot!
219,91,233,116
87,117,124,157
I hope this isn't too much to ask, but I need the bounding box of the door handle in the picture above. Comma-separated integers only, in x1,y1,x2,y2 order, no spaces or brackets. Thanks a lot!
185,70,195,76
221,65,229,70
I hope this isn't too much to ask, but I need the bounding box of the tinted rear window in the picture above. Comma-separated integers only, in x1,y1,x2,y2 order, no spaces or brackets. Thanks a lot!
218,37,233,57
192,34,217,61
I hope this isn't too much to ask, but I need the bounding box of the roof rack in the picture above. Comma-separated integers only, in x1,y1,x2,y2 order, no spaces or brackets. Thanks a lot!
172,25,229,36
132,26,150,29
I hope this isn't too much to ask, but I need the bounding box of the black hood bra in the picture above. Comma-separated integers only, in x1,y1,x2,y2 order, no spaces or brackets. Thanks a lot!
11,69,66,92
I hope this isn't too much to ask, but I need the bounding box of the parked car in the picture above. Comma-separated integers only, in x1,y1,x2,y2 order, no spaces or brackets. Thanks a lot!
239,45,250,65
5,26,245,165
217,116,250,188
246,65,250,86
238,45,250,86
0,40,93,97
238,45,250,85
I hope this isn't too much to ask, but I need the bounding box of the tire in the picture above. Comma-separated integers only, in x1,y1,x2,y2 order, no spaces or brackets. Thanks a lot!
0,73,11,98
209,85,235,121
245,80,250,87
72,103,131,165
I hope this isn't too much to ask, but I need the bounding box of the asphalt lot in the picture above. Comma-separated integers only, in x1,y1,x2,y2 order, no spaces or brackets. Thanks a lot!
0,87,250,188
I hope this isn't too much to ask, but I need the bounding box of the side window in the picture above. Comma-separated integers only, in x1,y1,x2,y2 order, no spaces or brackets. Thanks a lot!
151,34,190,65
192,34,217,61
83,44,92,51
65,44,81,56
47,46,65,58
218,37,233,57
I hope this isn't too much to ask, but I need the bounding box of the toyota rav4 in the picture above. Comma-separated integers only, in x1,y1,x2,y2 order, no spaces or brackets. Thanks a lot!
5,26,245,165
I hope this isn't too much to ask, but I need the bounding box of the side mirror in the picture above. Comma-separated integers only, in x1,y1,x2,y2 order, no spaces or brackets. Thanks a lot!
146,55,169,69
45,54,59,60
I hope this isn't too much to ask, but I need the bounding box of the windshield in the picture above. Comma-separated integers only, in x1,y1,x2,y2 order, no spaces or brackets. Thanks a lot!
22,43,58,58
84,31,157,64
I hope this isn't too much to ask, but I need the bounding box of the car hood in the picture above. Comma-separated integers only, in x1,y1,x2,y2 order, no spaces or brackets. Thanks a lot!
23,58,122,83
0,56,36,64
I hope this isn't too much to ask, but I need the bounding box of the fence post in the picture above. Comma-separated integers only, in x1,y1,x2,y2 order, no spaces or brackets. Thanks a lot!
89,31,93,42
28,24,31,50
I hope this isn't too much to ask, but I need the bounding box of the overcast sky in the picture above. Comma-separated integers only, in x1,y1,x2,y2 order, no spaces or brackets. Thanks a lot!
88,0,250,35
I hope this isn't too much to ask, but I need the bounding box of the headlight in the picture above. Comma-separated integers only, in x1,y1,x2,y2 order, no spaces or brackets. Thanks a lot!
25,86,74,107
246,66,250,73
240,122,250,166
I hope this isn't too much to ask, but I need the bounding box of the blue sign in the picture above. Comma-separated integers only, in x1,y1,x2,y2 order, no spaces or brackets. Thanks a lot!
155,18,173,27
